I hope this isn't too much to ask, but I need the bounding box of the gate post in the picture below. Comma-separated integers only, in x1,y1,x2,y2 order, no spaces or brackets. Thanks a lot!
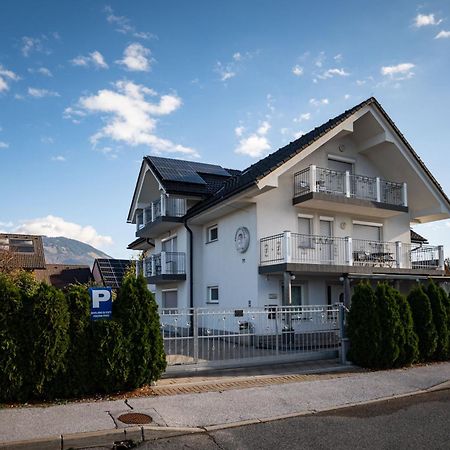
193,308,199,364
338,303,349,365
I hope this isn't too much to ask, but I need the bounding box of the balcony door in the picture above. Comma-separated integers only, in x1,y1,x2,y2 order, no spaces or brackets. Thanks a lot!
325,158,353,196
162,236,178,274
319,219,334,264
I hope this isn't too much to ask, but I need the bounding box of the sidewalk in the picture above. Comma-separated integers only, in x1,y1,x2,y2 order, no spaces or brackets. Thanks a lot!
1,360,449,447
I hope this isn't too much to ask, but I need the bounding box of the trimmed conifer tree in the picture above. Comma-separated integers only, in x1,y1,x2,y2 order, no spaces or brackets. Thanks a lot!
27,283,70,398
391,288,419,366
439,287,450,359
407,284,437,361
427,281,449,360
64,284,94,396
114,268,166,388
0,273,24,402
346,282,380,368
375,283,403,368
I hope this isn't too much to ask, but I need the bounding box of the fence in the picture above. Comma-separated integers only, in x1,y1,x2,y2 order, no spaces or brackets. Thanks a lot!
160,304,342,370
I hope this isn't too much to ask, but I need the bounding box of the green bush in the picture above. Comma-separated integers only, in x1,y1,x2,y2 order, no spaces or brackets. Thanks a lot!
27,283,70,398
440,288,450,359
392,288,419,366
114,269,166,388
347,282,380,368
407,285,437,361
375,283,403,368
91,320,129,393
0,274,24,402
63,284,94,396
427,281,449,360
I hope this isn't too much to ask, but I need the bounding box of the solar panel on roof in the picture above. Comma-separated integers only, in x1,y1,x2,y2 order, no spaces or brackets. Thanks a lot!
96,259,132,289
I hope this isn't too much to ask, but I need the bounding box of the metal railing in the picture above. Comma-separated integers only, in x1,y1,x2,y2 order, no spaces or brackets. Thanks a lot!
293,165,406,207
160,304,341,368
145,252,186,277
260,232,444,270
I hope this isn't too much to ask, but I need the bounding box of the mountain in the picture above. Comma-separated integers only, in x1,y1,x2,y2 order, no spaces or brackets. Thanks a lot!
42,236,112,267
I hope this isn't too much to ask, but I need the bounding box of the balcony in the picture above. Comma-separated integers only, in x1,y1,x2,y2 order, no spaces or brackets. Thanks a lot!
144,251,186,283
259,232,444,275
293,166,408,217
136,195,187,238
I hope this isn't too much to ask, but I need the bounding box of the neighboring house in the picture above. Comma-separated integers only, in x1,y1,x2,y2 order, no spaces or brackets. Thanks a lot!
127,97,450,311
0,233,92,288
92,258,133,290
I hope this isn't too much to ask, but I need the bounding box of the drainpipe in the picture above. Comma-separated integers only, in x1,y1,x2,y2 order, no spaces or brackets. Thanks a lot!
184,218,194,338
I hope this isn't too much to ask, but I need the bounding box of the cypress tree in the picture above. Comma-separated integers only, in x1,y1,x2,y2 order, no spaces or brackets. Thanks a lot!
439,287,450,359
391,288,419,366
114,268,166,387
375,283,403,368
0,273,24,402
407,284,437,361
427,281,449,360
346,282,380,368
28,283,70,398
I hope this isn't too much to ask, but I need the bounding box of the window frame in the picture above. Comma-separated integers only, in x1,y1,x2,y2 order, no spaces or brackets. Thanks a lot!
206,225,218,243
161,289,178,309
207,285,219,304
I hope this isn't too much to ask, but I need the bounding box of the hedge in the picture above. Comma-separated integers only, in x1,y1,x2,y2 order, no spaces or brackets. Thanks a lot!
0,268,166,403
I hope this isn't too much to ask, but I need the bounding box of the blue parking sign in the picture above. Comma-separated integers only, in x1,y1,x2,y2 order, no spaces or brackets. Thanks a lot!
89,287,112,321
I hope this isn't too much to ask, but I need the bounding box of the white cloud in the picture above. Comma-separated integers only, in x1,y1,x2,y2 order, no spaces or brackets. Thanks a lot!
28,67,53,77
334,54,343,62
381,63,415,80
292,65,304,76
435,30,450,39
28,87,60,98
215,61,236,81
414,13,442,27
0,141,9,148
117,43,152,71
235,126,245,137
51,155,66,162
294,112,311,123
104,5,156,40
21,36,43,57
344,94,350,100
233,52,242,61
0,65,19,92
309,98,329,107
41,136,55,144
257,121,270,135
293,131,305,139
314,51,325,68
67,80,198,157
71,51,108,69
14,215,113,248
235,120,271,158
318,68,350,79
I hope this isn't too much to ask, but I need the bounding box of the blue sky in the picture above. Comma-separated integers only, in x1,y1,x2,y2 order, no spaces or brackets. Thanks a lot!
1,0,450,258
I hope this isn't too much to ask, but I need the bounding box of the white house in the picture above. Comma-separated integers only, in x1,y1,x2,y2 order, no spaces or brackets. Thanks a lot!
127,97,450,313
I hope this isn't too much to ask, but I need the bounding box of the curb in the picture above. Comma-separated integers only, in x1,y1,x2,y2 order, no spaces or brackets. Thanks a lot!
1,380,449,450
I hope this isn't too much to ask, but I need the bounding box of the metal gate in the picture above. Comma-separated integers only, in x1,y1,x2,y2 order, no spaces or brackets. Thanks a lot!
160,304,343,372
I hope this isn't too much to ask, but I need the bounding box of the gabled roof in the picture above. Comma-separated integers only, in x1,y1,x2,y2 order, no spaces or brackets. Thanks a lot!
410,229,429,244
186,96,450,218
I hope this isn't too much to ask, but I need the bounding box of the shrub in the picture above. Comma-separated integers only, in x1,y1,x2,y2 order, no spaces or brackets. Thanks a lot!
0,274,24,402
114,269,166,388
91,320,129,393
391,288,419,366
439,288,450,359
63,284,94,396
346,282,380,368
27,283,70,398
375,283,403,368
407,285,437,361
427,281,449,360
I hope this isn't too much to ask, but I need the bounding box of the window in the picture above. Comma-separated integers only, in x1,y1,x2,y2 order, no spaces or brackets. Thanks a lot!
162,236,177,252
9,238,34,253
207,286,219,303
207,225,218,243
162,290,178,309
298,216,313,248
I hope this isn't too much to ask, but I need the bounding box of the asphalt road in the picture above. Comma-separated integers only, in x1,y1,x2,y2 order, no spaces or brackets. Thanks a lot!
138,389,450,450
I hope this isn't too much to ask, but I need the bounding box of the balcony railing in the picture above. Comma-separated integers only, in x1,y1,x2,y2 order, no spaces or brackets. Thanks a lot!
136,195,187,231
144,252,186,277
293,165,407,207
260,232,444,270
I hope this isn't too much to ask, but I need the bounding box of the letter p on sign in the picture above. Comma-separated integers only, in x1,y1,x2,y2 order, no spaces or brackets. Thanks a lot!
89,287,112,320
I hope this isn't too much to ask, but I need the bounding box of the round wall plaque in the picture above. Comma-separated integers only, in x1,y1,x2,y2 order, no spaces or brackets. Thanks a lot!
235,227,250,253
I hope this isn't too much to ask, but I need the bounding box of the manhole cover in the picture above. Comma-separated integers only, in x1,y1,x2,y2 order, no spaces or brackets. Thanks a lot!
118,412,153,425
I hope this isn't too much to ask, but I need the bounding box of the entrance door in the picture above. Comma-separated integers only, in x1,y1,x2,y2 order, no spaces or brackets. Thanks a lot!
291,286,302,306
319,220,333,264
